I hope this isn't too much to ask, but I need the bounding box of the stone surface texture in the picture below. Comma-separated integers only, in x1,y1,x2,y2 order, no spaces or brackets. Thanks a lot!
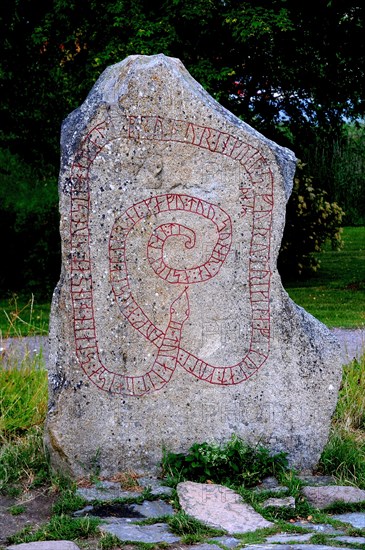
8,543,80,550
266,533,313,543
76,481,141,501
262,496,295,508
332,512,365,528
302,485,365,509
131,499,175,517
45,53,342,477
177,481,273,533
99,519,181,543
241,546,353,550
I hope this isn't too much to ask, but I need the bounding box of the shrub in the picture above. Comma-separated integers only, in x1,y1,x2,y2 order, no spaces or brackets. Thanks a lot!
162,435,288,488
278,161,345,277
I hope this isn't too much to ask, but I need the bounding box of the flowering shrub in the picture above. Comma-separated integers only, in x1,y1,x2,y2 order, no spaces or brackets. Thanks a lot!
279,161,345,277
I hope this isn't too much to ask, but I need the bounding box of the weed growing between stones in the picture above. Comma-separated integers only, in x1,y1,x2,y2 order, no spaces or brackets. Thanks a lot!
167,510,225,538
52,484,89,515
98,532,126,549
161,434,289,488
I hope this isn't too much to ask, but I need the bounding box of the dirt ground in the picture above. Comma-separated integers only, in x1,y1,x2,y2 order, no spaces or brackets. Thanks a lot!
0,490,57,547
0,491,191,549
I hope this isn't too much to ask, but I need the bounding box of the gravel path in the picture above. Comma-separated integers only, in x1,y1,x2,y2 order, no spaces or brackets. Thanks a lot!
1,329,364,368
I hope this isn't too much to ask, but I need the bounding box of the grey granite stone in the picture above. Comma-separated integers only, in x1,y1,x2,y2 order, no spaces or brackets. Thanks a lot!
292,521,344,534
254,476,289,494
302,485,365,509
8,543,80,550
131,499,175,517
333,535,365,544
260,476,281,489
242,546,353,550
210,536,241,547
72,504,94,517
177,481,273,533
99,520,180,543
265,533,313,543
262,496,295,508
76,481,141,502
298,475,335,486
332,512,365,528
138,476,174,496
45,53,342,478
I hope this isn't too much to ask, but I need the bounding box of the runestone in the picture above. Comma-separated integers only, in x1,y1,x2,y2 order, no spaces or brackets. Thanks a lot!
45,54,342,477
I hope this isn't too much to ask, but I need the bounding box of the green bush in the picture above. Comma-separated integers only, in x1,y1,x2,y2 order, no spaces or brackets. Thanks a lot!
279,161,345,277
162,435,288,488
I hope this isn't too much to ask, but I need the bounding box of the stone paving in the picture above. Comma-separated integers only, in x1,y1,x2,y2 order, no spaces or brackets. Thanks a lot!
6,474,365,549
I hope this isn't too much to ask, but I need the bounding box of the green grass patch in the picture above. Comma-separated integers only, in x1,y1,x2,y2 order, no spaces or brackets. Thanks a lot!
0,348,49,495
283,226,365,327
7,514,101,545
0,294,50,337
167,510,225,539
0,355,48,437
0,426,51,495
319,352,365,487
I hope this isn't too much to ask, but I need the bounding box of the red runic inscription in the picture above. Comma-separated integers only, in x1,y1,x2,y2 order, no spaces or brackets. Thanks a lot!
68,115,274,396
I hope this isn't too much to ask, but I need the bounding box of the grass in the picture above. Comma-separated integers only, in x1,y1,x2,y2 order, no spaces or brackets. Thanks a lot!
283,226,365,328
0,353,47,436
0,293,50,337
318,352,365,488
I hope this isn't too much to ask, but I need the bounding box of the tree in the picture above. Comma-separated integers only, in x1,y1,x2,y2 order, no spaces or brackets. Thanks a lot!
1,0,364,294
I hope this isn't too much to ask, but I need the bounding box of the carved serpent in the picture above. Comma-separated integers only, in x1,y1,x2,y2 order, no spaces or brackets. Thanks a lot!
69,118,273,397
109,193,265,396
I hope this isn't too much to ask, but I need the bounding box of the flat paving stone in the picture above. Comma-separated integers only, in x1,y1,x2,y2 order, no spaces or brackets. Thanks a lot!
259,477,281,489
210,536,241,547
73,504,94,517
99,519,181,543
8,543,80,550
138,476,174,497
265,533,313,543
189,545,221,550
254,485,289,494
298,475,335,486
292,521,344,534
241,545,354,550
331,512,365,528
333,535,365,544
302,485,365,509
131,499,175,517
76,481,141,501
262,496,295,509
177,481,273,534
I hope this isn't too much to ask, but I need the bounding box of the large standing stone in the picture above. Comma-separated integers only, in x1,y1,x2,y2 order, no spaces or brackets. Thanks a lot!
45,54,342,477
